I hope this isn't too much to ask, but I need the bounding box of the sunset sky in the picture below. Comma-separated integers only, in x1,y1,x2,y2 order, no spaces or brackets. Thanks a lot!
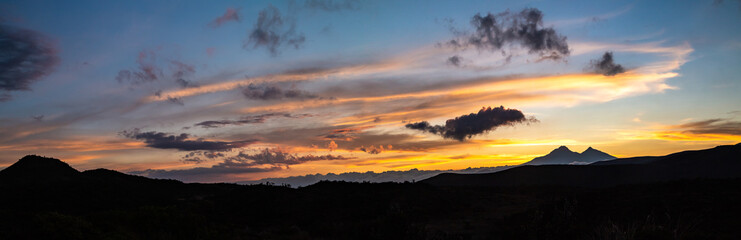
1,0,740,182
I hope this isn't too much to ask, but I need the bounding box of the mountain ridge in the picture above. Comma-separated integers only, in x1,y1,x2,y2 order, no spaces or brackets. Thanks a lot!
423,143,741,187
523,145,616,165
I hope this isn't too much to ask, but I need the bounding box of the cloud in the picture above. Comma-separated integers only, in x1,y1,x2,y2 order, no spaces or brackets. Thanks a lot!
116,50,162,85
209,7,240,28
166,96,184,105
676,119,741,136
0,24,59,98
304,0,361,11
116,50,199,88
225,148,354,167
321,126,373,141
405,106,537,141
359,144,391,154
31,115,44,121
327,140,338,151
194,113,314,128
119,129,257,151
181,151,225,164
620,118,741,142
447,8,570,61
170,60,197,87
244,5,306,55
242,82,325,100
587,51,625,76
447,55,462,66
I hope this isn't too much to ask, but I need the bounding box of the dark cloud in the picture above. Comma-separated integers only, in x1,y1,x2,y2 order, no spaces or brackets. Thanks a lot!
209,7,240,28
175,78,196,88
119,129,257,151
587,51,625,76
0,93,11,102
133,146,354,181
166,96,184,106
116,50,162,85
181,151,225,164
447,8,570,61
242,82,326,100
359,145,391,154
447,55,463,67
170,60,197,88
226,148,354,167
304,0,361,11
194,113,314,128
0,24,59,99
677,119,741,136
405,106,537,141
244,5,305,55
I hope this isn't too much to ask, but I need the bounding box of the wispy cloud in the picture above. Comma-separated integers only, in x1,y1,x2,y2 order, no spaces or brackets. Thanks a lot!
244,5,305,55
209,7,240,28
194,113,314,128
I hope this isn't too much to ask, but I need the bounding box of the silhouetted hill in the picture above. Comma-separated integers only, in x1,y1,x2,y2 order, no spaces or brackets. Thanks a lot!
523,146,615,165
424,143,741,187
590,156,659,165
0,155,79,183
2,150,741,239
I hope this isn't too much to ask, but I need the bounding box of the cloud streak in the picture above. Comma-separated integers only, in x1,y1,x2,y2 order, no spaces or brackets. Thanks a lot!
194,113,314,128
119,129,257,151
242,82,326,100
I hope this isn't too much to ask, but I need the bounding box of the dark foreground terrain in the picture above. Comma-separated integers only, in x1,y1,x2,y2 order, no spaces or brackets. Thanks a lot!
1,143,740,239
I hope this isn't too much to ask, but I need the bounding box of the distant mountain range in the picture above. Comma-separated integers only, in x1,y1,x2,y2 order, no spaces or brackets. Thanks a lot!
243,146,615,186
422,143,741,187
238,166,517,187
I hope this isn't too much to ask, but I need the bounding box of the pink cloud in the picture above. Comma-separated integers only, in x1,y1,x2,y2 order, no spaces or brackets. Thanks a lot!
209,8,240,28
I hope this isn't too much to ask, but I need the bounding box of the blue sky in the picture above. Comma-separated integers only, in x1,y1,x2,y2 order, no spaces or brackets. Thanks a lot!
1,0,740,182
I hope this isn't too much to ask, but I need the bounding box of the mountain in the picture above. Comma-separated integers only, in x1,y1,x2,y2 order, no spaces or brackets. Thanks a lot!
239,165,517,187
522,146,615,165
423,143,741,187
580,147,616,162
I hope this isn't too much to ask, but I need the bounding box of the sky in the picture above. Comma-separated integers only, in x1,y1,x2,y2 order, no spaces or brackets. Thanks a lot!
1,0,740,182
